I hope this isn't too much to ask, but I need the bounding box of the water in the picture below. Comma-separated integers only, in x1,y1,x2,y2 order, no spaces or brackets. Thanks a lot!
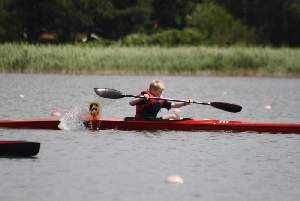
0,74,300,201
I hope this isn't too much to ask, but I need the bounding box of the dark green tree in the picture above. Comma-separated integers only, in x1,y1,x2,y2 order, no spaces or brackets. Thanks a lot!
151,0,202,29
0,0,21,41
0,0,300,45
214,0,300,46
99,0,152,39
187,2,255,45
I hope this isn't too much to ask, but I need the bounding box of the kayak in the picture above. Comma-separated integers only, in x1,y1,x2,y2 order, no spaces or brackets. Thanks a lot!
0,140,40,157
0,118,60,130
0,117,300,134
85,117,300,134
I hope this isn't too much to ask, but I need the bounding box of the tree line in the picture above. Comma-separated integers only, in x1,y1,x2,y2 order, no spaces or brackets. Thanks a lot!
0,0,299,46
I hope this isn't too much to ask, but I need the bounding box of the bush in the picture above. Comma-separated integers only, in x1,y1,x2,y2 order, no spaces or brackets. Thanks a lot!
122,29,205,46
149,29,204,46
186,2,256,45
122,33,150,46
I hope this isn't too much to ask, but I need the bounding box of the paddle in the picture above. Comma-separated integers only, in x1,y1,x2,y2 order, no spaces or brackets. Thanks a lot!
94,88,242,113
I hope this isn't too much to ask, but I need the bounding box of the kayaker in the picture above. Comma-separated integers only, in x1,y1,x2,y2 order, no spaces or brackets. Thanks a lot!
129,80,191,120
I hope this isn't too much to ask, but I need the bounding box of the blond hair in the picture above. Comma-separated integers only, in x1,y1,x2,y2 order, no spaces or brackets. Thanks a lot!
149,80,165,91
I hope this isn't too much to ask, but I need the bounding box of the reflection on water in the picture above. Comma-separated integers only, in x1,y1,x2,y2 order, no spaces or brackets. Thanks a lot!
0,74,300,201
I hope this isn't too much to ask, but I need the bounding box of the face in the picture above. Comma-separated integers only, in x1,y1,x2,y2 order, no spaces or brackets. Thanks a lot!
150,88,163,97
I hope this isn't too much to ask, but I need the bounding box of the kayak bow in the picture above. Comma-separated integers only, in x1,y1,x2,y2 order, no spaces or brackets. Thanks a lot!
0,140,40,157
0,118,60,130
0,117,300,134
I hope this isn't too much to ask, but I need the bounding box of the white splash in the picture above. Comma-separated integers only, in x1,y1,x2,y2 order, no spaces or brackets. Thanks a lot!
58,107,86,130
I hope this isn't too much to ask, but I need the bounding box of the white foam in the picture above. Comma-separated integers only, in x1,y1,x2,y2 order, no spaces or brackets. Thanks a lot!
58,107,86,130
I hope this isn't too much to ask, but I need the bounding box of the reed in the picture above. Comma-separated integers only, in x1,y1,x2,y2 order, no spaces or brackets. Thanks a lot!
0,43,299,76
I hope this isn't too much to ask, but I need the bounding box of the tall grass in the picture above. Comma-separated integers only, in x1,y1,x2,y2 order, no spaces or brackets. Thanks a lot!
0,43,299,76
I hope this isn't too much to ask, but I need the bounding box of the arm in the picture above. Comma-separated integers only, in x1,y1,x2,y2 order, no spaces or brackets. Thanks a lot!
129,93,150,106
129,98,143,106
171,99,192,108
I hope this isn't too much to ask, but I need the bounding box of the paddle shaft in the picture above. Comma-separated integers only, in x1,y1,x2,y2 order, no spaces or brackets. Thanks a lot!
125,95,208,105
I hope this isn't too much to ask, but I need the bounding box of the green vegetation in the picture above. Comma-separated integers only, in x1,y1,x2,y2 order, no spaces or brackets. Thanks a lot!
0,44,299,76
122,29,205,47
1,1,299,77
186,2,256,45
1,1,300,46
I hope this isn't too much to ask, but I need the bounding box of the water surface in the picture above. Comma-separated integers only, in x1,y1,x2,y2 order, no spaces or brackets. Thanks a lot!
0,74,299,201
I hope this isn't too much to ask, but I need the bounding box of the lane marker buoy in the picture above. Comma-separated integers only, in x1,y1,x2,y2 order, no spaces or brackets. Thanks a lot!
166,175,184,184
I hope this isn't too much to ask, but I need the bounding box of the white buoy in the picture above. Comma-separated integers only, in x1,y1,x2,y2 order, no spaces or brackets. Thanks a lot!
166,175,184,184
51,111,61,117
265,105,272,110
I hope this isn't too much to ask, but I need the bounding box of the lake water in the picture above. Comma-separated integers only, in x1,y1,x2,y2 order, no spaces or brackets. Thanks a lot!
0,74,300,201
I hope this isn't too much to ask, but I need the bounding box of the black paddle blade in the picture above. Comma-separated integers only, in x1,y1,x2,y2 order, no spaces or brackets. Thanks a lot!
210,102,242,113
94,88,124,99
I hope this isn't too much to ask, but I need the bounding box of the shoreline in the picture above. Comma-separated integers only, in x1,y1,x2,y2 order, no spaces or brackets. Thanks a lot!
1,71,299,78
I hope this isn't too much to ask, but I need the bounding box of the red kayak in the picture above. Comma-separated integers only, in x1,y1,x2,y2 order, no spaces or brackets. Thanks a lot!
0,140,40,157
0,118,60,130
0,117,300,134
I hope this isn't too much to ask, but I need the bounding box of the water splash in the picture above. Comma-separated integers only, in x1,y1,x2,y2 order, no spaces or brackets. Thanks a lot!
58,107,87,130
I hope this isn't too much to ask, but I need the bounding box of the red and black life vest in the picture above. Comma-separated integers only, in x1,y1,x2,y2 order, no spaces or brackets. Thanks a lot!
135,90,170,119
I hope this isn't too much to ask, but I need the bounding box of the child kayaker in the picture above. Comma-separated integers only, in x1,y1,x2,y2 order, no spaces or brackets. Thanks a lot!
129,80,191,120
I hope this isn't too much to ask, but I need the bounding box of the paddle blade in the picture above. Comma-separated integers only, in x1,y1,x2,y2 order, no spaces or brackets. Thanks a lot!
210,102,242,113
94,88,124,99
